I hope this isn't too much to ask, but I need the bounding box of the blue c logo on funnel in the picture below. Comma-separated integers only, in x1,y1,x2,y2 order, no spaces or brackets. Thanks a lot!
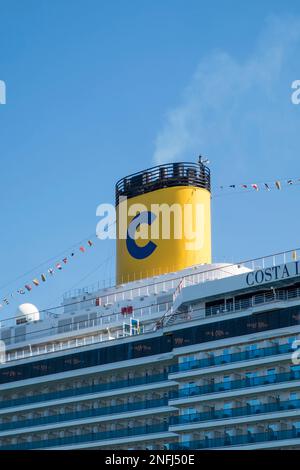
126,211,157,259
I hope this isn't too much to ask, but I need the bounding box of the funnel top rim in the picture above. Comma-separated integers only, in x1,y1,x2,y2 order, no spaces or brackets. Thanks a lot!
115,161,210,205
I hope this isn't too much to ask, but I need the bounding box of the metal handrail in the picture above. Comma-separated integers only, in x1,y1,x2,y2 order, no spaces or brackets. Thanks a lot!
63,247,300,303
0,397,169,432
169,341,294,374
170,427,300,449
115,162,210,205
0,422,169,450
0,372,168,410
170,398,300,426
170,370,300,400
4,284,300,363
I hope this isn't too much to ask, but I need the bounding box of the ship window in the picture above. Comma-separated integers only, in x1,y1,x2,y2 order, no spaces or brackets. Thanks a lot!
222,349,230,359
182,407,196,415
14,326,26,343
179,355,194,363
1,305,300,385
288,336,297,344
245,371,256,379
223,402,232,409
248,398,258,405
205,298,233,316
293,422,300,430
181,434,192,443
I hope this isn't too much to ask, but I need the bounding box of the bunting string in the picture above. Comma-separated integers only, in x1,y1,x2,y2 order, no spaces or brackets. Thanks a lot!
0,239,95,309
214,176,300,194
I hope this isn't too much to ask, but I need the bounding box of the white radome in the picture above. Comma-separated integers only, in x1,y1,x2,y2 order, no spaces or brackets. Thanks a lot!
16,303,40,321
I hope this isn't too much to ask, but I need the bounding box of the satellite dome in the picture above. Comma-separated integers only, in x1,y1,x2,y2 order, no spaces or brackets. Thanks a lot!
16,303,40,322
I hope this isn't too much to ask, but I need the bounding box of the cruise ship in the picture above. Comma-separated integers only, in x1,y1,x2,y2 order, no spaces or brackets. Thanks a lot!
0,161,299,450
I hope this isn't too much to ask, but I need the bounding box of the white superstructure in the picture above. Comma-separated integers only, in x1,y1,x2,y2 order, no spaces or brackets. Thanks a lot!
0,249,299,449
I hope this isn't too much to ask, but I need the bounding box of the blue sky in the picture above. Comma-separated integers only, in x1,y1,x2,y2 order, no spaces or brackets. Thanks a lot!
0,0,300,313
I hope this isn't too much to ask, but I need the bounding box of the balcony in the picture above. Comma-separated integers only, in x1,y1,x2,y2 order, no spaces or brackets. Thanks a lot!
0,397,170,432
170,398,300,426
170,370,300,400
169,427,300,449
0,372,168,410
0,422,169,450
170,342,294,374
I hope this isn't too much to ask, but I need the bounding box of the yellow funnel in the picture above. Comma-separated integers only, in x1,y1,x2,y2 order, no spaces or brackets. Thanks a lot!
115,162,211,284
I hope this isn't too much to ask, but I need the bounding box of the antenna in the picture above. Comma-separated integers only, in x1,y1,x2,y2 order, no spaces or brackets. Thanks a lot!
198,155,210,165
